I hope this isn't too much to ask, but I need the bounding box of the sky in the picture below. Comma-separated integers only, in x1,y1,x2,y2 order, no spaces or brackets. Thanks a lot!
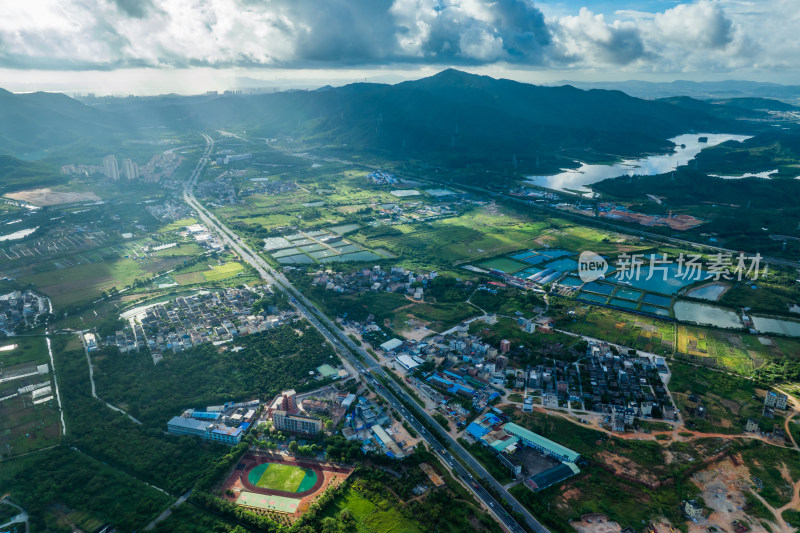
0,0,797,95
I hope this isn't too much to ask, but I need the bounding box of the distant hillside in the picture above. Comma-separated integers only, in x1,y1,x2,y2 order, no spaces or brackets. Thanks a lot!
559,79,800,104
0,89,127,157
0,155,62,193
0,70,771,176
89,69,759,171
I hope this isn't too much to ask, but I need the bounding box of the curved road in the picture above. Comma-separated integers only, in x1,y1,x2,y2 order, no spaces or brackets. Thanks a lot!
183,134,546,533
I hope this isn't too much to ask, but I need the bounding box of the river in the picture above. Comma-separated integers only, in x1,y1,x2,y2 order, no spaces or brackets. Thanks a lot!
525,133,751,195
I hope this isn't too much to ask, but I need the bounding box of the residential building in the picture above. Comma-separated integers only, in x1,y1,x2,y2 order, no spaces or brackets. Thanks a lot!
122,158,139,181
500,339,511,353
522,396,534,412
765,391,788,410
272,410,322,435
745,418,759,432
542,393,558,408
684,501,704,520
103,155,119,181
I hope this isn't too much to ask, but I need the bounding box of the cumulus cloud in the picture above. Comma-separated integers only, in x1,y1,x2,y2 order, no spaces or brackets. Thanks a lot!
553,8,649,65
654,0,734,49
0,0,795,76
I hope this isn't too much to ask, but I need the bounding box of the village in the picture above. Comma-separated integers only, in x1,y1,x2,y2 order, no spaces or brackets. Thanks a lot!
110,286,294,363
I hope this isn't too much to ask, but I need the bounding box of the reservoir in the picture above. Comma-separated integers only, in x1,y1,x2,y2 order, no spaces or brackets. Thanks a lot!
526,133,751,195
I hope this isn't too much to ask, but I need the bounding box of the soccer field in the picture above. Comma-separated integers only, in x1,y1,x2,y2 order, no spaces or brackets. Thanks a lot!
248,462,317,492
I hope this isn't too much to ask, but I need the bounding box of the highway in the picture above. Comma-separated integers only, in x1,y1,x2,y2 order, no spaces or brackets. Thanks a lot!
183,134,546,533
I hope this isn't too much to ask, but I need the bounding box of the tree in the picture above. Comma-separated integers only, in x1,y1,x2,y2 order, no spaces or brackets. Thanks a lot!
289,440,299,454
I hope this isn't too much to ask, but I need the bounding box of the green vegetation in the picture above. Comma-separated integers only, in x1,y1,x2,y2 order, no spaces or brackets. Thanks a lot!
150,505,242,533
93,323,339,424
558,305,675,355
504,408,721,532
668,361,768,434
458,438,512,483
740,441,800,508
52,334,226,494
432,413,450,430
309,449,500,533
0,447,174,532
471,317,587,364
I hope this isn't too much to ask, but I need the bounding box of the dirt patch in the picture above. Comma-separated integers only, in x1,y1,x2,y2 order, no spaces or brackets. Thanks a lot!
690,455,777,533
720,398,741,415
597,451,659,486
7,188,101,206
570,514,622,533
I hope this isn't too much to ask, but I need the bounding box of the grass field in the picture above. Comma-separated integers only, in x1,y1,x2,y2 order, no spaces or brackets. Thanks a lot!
0,336,49,367
327,484,423,533
562,305,676,355
249,463,316,492
203,261,244,281
668,361,767,433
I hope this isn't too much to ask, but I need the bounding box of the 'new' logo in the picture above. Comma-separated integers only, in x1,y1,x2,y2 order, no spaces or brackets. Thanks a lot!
578,251,608,283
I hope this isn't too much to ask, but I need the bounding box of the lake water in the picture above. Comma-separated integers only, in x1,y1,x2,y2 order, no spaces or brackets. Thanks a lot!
525,133,751,195
673,301,743,329
751,316,800,338
0,226,37,242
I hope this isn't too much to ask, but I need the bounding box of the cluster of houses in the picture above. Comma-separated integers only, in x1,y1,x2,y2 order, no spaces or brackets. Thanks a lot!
110,287,293,362
0,290,47,334
196,177,238,206
145,200,193,223
312,265,436,301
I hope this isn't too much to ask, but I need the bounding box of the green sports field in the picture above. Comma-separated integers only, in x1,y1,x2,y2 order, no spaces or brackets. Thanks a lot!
248,462,318,492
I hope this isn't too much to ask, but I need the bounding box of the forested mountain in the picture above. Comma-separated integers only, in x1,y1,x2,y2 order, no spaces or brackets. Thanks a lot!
0,69,773,170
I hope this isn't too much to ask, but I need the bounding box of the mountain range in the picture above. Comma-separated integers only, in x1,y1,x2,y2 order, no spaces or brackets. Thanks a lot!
0,69,789,176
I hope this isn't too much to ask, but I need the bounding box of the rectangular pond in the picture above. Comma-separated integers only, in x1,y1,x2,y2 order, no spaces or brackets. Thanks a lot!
642,294,672,307
751,316,800,338
614,287,643,301
577,292,609,304
673,301,742,329
608,298,640,311
583,281,615,296
544,258,579,273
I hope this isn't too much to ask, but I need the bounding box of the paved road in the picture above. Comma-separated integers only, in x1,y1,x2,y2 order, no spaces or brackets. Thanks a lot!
183,134,545,533
0,496,29,533
144,489,193,530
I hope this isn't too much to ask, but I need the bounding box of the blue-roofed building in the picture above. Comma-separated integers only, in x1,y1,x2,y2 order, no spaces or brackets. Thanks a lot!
466,412,503,440
189,410,221,420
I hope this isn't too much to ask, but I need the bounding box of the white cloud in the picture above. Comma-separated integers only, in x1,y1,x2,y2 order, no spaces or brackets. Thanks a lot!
0,0,796,81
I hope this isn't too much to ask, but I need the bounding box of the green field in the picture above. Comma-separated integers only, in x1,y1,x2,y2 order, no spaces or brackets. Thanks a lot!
248,462,317,492
203,261,244,281
479,257,527,273
561,305,676,355
328,484,423,533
